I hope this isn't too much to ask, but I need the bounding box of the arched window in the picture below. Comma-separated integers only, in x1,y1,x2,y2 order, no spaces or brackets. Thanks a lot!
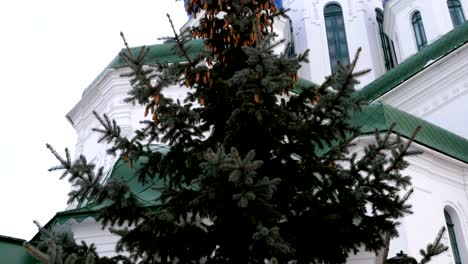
445,210,462,264
287,18,296,56
448,0,466,27
412,11,428,51
324,3,350,73
376,9,398,70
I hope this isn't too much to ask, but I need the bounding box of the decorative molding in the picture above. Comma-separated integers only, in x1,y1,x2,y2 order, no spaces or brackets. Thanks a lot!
414,185,432,194
351,135,468,191
311,0,320,25
378,44,468,118
347,0,354,20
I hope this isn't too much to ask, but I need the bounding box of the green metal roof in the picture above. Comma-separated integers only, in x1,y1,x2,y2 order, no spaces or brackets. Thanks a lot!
351,103,468,163
83,39,317,96
0,235,37,264
110,40,205,68
79,145,171,210
358,21,468,102
83,40,204,96
293,78,319,93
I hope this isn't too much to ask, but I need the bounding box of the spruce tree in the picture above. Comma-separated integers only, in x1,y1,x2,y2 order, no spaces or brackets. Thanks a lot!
25,0,446,263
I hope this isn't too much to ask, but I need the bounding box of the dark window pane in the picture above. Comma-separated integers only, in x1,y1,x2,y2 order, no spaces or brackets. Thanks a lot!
325,4,350,72
448,0,466,27
376,9,397,70
287,18,295,56
337,17,343,26
445,210,462,264
412,11,427,50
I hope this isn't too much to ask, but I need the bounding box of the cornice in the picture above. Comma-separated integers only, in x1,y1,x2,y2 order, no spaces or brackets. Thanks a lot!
350,135,468,192
383,4,395,36
355,134,468,167
383,0,417,38
67,68,116,126
68,68,131,130
377,44,468,117
410,154,466,189
387,0,415,13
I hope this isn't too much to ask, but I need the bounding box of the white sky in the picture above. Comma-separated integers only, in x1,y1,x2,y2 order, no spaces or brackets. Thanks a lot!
0,0,187,240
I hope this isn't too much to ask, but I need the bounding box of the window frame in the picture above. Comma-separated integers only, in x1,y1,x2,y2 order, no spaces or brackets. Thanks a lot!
287,18,296,56
411,11,428,51
324,3,350,73
445,210,462,264
448,0,466,27
376,9,397,70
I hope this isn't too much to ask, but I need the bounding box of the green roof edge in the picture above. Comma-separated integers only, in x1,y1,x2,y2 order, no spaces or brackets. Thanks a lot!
352,103,468,163
82,39,205,97
0,235,36,264
357,21,468,102
30,209,98,242
82,39,318,97
0,235,26,245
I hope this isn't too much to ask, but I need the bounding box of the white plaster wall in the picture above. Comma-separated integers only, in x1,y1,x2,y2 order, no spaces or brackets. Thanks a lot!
284,0,312,80
377,43,468,139
366,5,388,79
67,69,151,172
384,0,468,62
347,250,380,264
284,0,384,89
388,151,468,263
67,68,195,174
424,92,468,138
270,16,294,55
348,136,468,263
70,218,122,258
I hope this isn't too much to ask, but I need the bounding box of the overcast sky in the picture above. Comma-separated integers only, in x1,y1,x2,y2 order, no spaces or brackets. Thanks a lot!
0,0,187,240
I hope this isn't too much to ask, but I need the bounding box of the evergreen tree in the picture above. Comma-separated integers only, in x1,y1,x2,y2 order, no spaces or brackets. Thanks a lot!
25,0,446,263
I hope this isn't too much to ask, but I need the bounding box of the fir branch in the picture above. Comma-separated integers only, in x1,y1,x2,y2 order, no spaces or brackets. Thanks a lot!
384,125,421,174
120,31,134,59
419,227,448,264
39,1,432,262
23,242,49,263
167,13,195,68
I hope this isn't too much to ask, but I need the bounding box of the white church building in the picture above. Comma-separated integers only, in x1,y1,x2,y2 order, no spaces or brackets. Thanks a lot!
6,0,468,263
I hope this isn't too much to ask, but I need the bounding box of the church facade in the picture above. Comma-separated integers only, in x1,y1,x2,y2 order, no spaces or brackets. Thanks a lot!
8,0,468,263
